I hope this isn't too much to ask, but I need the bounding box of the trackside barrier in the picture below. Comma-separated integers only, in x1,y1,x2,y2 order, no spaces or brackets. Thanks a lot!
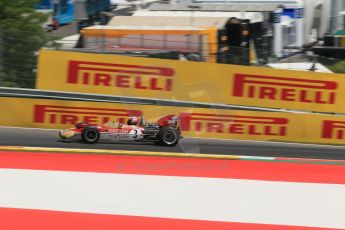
37,49,345,114
0,87,292,112
2,97,345,145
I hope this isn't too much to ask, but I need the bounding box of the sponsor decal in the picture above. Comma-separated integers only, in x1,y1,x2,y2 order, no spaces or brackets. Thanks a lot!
67,61,175,91
233,74,337,104
322,120,345,139
34,105,142,125
107,128,131,133
273,11,281,23
296,8,304,19
180,112,288,136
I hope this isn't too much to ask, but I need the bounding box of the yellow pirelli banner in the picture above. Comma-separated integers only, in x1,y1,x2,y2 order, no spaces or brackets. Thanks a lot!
2,97,345,145
37,50,345,114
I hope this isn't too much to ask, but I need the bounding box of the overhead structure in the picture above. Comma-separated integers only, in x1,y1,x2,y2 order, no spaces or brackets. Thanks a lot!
148,3,282,12
108,15,231,27
133,10,264,23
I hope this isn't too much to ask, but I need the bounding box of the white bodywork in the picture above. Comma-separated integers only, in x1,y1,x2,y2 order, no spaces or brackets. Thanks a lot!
101,128,144,141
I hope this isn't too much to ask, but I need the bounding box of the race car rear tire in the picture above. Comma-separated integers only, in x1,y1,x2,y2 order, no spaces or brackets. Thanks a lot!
157,127,179,146
81,126,100,144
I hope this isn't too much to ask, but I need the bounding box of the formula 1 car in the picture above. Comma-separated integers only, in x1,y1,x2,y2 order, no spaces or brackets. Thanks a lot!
59,115,181,146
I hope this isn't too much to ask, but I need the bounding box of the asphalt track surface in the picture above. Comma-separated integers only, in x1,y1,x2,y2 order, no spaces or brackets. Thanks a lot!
1,127,345,160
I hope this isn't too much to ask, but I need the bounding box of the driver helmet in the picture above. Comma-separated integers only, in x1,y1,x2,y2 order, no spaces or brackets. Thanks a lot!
127,116,138,125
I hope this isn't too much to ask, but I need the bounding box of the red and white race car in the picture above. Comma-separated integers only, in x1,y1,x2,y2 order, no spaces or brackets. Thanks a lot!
59,115,182,146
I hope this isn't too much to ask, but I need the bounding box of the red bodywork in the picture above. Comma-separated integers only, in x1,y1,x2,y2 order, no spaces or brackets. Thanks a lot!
157,115,179,127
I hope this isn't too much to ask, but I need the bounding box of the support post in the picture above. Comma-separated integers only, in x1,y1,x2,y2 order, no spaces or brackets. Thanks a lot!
273,8,283,58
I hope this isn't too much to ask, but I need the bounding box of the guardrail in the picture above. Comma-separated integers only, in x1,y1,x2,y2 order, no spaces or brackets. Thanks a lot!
0,86,307,113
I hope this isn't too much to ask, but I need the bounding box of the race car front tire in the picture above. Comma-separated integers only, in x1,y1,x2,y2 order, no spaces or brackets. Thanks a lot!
157,127,180,146
81,126,100,144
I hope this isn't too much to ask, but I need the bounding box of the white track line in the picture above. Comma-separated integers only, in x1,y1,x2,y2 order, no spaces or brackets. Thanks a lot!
0,169,344,229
